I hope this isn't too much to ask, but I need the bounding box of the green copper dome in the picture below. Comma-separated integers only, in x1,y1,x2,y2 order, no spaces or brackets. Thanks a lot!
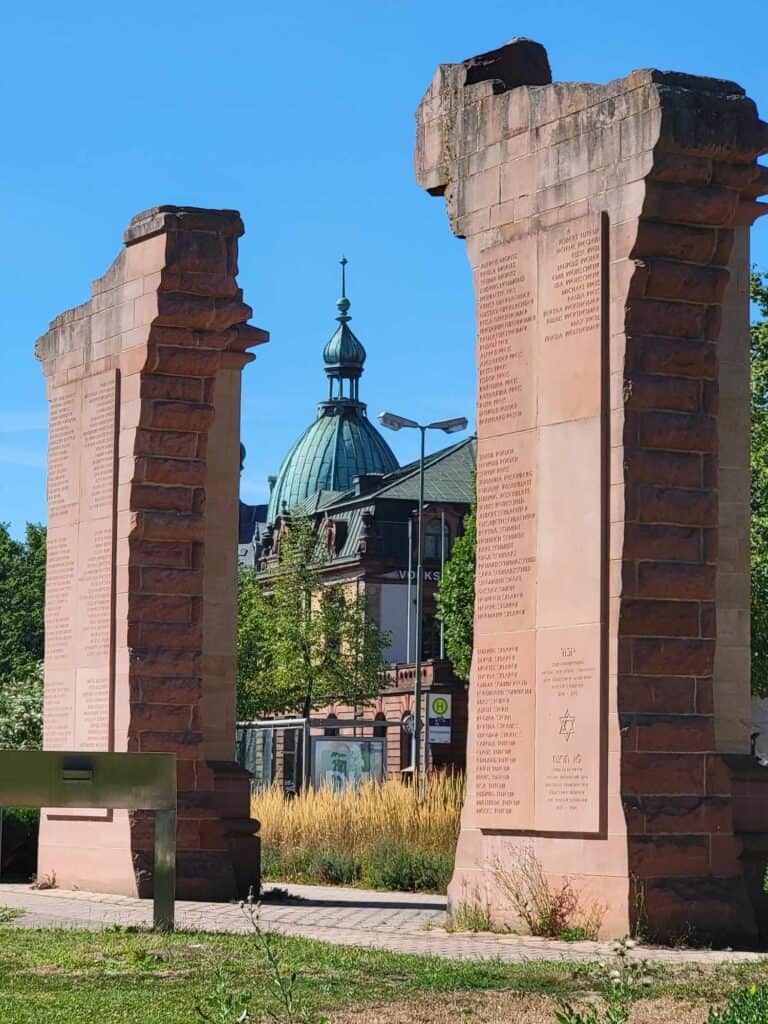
267,259,399,523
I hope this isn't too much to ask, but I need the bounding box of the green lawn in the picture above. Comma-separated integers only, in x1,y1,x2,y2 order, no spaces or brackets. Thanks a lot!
0,924,766,1023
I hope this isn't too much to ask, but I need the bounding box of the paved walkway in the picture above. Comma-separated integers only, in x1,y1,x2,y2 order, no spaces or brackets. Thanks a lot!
0,881,764,965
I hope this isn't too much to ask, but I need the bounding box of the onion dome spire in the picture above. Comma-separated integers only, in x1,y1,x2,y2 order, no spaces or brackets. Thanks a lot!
322,256,366,401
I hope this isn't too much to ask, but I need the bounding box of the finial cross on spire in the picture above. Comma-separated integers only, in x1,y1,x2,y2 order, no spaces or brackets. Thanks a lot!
340,255,348,298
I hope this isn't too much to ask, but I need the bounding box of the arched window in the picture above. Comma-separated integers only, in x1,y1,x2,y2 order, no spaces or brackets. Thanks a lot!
373,712,387,739
324,713,339,737
424,519,451,562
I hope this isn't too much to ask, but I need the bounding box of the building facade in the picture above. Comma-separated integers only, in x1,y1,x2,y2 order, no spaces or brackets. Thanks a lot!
239,265,474,778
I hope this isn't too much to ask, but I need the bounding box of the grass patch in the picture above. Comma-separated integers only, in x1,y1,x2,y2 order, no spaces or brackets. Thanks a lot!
0,927,767,1023
253,777,462,893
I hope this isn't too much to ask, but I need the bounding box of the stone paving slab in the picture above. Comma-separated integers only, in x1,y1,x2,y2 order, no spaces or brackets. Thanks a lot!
0,882,765,966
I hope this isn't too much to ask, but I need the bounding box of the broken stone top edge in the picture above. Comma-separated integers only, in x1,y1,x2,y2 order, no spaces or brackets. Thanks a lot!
124,205,245,246
440,37,747,100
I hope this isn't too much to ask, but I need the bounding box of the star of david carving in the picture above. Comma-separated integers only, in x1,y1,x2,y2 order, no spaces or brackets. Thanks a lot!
559,709,576,742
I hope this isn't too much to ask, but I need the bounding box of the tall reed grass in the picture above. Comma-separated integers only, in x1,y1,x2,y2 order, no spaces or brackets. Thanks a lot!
252,774,464,893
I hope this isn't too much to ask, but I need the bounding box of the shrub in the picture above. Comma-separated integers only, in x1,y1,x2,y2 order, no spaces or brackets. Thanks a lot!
1,807,38,877
310,848,361,886
0,666,43,750
708,985,768,1023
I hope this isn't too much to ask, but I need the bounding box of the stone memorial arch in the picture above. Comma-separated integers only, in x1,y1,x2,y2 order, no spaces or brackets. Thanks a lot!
35,206,266,899
416,39,768,941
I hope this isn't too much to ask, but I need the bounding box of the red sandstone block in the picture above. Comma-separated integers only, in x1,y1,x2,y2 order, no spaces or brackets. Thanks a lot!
702,383,718,416
140,375,204,403
649,151,713,184
626,299,708,340
626,337,717,379
622,752,705,795
142,400,214,433
632,221,717,263
704,305,722,341
696,678,715,714
637,561,715,600
703,528,718,563
150,325,230,352
191,488,206,515
138,730,204,755
643,181,740,227
643,260,729,304
630,834,711,876
139,676,203,704
174,819,204,851
154,346,221,378
165,230,227,273
624,373,701,413
699,604,716,638
705,755,733,796
130,540,192,568
140,566,202,596
177,790,219,818
622,524,702,562
618,676,697,714
138,457,206,488
133,428,200,459
128,594,192,623
131,621,202,650
160,270,240,299
128,648,201,677
710,834,743,874
712,162,762,189
198,820,231,851
712,229,735,266
640,794,731,834
133,510,205,543
631,637,714,675
131,702,193,730
630,484,717,526
132,483,194,513
623,449,701,488
176,760,197,791
156,292,251,333
633,714,715,753
620,598,700,637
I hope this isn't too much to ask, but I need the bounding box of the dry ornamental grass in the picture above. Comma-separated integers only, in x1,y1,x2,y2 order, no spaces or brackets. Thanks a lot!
251,775,464,891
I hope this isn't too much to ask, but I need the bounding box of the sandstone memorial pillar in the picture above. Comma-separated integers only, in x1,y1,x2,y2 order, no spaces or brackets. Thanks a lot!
416,39,768,941
35,206,267,899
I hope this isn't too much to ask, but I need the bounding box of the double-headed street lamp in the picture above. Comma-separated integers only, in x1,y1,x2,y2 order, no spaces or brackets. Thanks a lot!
378,412,468,775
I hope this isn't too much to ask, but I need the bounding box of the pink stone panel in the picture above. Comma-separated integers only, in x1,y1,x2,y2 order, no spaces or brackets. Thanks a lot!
534,623,602,833
472,631,536,829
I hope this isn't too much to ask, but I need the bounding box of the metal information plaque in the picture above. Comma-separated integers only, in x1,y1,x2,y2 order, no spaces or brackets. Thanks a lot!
0,750,177,930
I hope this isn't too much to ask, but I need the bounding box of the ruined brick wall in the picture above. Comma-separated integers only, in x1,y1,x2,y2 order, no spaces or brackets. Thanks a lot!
37,206,267,899
416,39,768,941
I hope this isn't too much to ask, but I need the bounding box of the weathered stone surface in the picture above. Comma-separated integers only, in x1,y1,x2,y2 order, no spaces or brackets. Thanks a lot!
417,38,768,943
36,206,267,901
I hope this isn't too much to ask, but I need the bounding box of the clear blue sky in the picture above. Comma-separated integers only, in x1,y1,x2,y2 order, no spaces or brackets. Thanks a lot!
1,0,766,536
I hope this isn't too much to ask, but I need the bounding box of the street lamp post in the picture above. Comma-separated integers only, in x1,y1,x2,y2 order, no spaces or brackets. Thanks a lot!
378,411,468,776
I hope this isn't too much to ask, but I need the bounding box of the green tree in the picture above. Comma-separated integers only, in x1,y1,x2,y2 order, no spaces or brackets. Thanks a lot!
237,514,389,719
751,269,768,695
0,665,43,749
435,493,476,681
0,523,46,682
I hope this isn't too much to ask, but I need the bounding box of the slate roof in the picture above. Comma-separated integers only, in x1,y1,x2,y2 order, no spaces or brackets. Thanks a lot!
327,436,477,510
266,401,399,522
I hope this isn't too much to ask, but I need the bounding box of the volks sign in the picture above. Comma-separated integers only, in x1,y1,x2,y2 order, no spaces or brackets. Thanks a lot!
427,693,452,743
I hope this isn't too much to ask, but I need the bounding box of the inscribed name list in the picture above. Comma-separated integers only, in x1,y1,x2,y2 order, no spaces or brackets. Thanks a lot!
472,215,604,835
43,370,118,753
